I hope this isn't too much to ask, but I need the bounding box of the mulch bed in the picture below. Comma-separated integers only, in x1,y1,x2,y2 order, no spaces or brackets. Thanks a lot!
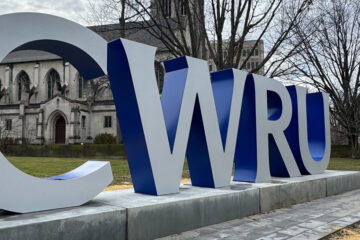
321,221,360,240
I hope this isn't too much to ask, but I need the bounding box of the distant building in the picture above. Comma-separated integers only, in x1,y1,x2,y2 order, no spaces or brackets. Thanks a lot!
207,40,265,74
0,0,265,144
0,24,170,145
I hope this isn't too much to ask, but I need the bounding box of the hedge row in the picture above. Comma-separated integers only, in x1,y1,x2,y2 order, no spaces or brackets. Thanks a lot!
0,144,352,158
0,144,127,158
331,145,352,158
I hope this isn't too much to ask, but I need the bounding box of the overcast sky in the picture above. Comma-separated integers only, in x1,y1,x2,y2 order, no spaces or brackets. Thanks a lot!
0,0,88,25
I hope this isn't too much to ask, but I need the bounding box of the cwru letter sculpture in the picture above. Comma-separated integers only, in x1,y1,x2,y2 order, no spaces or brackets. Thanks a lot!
0,13,330,212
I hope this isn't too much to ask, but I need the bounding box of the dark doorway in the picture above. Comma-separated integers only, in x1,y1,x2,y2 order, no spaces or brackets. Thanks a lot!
55,116,66,144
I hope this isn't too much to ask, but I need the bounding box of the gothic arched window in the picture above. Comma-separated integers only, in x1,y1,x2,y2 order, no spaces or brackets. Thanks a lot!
18,79,22,101
0,78,4,101
179,0,187,16
47,69,61,99
16,71,30,102
162,0,171,17
78,74,87,98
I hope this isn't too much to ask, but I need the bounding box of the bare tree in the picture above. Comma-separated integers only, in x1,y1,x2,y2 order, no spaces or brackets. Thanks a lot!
85,0,141,144
84,0,313,145
286,0,360,157
85,0,311,75
83,76,119,143
0,117,22,145
122,0,312,74
86,76,111,104
84,0,141,37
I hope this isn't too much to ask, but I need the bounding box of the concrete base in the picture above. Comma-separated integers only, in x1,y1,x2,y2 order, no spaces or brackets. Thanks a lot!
1,170,360,240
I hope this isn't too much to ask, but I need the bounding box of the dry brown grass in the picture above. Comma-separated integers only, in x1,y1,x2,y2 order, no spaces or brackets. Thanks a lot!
325,222,360,240
104,178,191,191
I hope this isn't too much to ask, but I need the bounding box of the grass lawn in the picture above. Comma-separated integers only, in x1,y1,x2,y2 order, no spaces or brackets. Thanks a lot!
6,156,359,187
328,158,360,171
7,156,190,186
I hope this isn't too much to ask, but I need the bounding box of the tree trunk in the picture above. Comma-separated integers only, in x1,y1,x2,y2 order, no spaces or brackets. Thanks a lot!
119,0,126,38
196,0,206,60
116,1,126,144
350,134,360,158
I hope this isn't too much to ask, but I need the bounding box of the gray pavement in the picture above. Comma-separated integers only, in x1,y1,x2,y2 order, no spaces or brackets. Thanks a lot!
159,189,360,240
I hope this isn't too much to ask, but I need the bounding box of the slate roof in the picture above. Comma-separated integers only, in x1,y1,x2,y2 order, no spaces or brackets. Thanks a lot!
1,50,61,64
1,21,170,64
88,22,169,50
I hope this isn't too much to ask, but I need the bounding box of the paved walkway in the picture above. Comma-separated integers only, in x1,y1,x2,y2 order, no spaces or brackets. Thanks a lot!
159,189,360,240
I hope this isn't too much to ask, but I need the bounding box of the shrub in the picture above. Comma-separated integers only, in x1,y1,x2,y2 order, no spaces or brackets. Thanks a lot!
331,145,351,158
0,144,126,157
93,133,116,144
0,137,15,145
